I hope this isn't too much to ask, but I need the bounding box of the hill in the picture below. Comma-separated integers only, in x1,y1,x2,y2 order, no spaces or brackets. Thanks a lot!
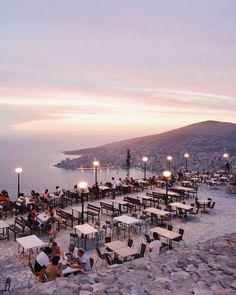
55,120,236,172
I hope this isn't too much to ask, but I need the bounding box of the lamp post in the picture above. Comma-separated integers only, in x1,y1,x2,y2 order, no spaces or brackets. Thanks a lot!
142,156,148,180
163,170,171,205
15,167,22,197
93,160,99,184
184,153,189,172
223,153,229,173
78,181,87,224
167,156,172,171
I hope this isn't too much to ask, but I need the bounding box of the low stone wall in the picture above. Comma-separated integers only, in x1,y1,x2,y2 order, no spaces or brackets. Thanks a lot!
11,233,236,295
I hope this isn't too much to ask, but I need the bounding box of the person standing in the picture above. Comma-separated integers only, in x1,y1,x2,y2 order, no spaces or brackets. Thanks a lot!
111,177,116,199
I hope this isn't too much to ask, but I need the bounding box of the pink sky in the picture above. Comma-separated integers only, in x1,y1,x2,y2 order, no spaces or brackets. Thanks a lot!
0,1,235,145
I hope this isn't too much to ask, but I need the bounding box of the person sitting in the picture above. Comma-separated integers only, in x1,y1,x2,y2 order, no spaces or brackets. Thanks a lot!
51,241,61,257
34,247,53,282
76,248,90,271
0,190,10,207
43,189,51,200
27,209,40,227
54,186,63,197
149,232,163,257
66,243,78,259
45,255,62,281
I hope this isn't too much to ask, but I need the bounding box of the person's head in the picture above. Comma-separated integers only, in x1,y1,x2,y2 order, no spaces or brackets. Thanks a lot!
69,244,75,252
56,186,59,189
44,189,48,194
74,184,77,189
77,248,85,257
153,232,159,240
52,255,60,266
52,241,58,248
50,211,54,218
44,246,53,256
112,177,114,180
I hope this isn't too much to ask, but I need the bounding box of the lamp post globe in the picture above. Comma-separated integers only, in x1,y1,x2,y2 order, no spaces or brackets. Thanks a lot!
93,160,99,184
15,167,23,197
163,170,171,203
78,181,88,224
142,157,148,180
184,153,189,171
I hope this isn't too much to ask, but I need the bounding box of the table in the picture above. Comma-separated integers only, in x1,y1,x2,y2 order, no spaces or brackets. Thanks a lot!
144,207,170,224
111,200,129,214
74,224,98,249
149,227,181,248
114,246,138,260
0,220,9,240
16,235,45,262
62,265,82,276
197,199,211,213
71,206,84,221
170,202,193,211
105,240,127,251
37,213,49,223
113,215,139,238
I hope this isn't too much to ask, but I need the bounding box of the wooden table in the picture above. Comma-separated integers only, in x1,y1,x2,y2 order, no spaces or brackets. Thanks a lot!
149,227,181,248
169,202,193,211
105,240,127,251
74,223,98,249
114,246,138,260
144,207,170,224
16,234,45,262
0,220,9,240
113,215,139,238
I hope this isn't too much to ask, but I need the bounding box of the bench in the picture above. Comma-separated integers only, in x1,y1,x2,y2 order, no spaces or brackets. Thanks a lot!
20,217,41,236
86,204,100,222
123,197,143,211
56,209,78,228
9,218,26,241
100,202,119,216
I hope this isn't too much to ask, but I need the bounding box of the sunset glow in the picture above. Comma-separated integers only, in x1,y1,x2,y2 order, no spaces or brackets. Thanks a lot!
0,1,235,144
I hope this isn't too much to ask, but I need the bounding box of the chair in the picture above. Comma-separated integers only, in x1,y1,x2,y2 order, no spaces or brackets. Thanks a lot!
188,206,200,217
144,234,153,244
132,243,146,259
95,247,106,268
28,263,38,287
127,238,133,248
104,236,113,253
173,228,184,246
104,253,123,266
167,225,173,231
89,257,94,270
69,233,80,247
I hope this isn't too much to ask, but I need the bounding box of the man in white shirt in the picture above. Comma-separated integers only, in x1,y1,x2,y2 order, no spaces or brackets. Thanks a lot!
111,177,116,199
34,247,53,281
149,232,162,257
77,248,90,271
67,244,78,259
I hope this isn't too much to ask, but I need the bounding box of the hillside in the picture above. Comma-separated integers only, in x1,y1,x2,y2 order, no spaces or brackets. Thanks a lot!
55,120,236,172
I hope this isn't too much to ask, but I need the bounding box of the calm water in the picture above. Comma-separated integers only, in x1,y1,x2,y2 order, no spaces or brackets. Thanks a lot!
0,136,144,199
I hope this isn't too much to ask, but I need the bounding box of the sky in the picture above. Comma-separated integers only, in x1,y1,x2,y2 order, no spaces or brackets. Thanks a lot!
0,0,236,146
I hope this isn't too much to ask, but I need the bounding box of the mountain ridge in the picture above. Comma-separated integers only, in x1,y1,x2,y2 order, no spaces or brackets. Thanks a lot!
55,120,236,172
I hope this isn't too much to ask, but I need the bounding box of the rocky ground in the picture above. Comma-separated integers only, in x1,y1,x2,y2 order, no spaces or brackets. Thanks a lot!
6,232,236,295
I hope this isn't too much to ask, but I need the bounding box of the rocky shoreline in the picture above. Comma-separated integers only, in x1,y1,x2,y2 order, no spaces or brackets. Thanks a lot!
11,232,236,295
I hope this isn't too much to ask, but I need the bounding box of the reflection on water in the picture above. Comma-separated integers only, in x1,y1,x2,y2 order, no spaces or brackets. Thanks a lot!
0,137,145,199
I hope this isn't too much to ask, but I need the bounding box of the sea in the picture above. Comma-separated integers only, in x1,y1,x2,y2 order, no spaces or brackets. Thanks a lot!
0,136,144,200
